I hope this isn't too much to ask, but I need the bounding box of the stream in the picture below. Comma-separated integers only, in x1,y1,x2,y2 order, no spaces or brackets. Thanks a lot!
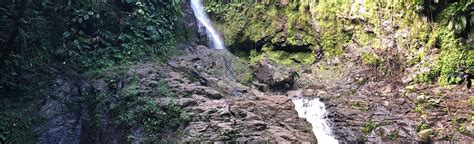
190,0,339,143
292,97,339,143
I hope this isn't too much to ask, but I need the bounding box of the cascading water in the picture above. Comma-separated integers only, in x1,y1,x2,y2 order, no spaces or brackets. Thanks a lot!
292,97,339,144
191,0,336,142
190,0,226,50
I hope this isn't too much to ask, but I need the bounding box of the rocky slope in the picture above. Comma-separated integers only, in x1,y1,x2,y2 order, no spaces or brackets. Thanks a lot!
35,43,474,143
206,1,473,143
37,45,316,143
34,1,473,143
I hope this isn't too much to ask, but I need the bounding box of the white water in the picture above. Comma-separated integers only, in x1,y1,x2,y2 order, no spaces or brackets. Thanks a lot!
190,0,336,142
190,0,226,50
292,97,339,144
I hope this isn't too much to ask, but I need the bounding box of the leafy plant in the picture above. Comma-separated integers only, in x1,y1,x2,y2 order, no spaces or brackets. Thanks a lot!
362,121,379,134
388,131,399,141
63,1,180,71
218,129,236,141
416,122,430,132
441,1,474,34
447,66,474,88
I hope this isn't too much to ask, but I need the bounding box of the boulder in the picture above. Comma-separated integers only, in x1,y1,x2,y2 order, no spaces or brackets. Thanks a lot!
251,60,299,92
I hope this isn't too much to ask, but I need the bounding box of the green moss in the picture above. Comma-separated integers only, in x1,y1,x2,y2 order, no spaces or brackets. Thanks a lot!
111,74,190,140
469,96,474,107
350,100,369,111
361,52,381,66
232,58,254,84
209,3,319,65
311,0,351,58
355,30,378,47
428,28,466,85
210,1,469,86
250,50,315,65
466,50,474,67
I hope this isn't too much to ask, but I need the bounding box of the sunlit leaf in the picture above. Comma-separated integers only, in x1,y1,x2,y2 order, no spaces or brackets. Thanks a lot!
448,21,454,30
460,16,467,28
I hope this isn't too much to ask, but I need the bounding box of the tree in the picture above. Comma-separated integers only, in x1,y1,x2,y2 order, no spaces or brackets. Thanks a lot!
0,0,28,66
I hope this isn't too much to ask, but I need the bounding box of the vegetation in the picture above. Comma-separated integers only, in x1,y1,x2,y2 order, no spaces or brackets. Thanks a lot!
362,121,379,134
0,0,473,142
206,2,319,65
207,0,472,85
218,129,237,141
0,0,183,142
113,78,190,140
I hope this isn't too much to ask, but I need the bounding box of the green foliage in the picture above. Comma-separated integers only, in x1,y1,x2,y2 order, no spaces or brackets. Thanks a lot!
452,115,470,135
218,129,236,141
113,79,190,140
469,96,474,107
420,28,466,85
64,2,180,71
416,122,430,132
312,0,350,58
207,2,319,65
388,131,399,141
362,121,379,134
0,1,183,142
437,1,473,34
361,52,381,66
0,107,44,143
401,1,472,85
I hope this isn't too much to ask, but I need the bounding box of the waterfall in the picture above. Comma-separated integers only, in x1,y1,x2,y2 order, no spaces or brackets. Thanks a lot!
292,97,339,144
190,0,226,50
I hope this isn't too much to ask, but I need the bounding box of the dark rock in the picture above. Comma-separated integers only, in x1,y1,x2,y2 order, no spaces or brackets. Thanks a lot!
251,60,298,92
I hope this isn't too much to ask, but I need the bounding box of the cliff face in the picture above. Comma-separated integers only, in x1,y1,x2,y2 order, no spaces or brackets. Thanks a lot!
206,1,474,142
37,45,318,143
207,1,473,85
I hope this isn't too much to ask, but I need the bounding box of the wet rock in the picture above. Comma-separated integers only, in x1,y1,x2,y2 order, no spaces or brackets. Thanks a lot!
418,129,434,142
202,89,223,99
38,78,85,144
251,60,298,92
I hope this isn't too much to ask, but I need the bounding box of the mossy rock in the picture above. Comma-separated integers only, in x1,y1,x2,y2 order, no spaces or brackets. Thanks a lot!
207,2,320,65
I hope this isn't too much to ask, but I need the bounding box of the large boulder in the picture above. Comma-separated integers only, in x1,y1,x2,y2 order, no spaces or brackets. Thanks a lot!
251,60,299,92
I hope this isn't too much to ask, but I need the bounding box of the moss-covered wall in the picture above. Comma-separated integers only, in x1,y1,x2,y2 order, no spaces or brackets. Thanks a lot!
206,0,473,85
206,2,319,65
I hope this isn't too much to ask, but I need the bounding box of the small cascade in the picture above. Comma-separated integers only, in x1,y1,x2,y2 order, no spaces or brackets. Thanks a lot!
190,0,226,50
292,97,339,144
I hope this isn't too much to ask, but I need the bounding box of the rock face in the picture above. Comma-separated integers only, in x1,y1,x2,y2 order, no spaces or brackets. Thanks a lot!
38,78,90,144
251,60,299,92
37,45,316,143
165,45,316,142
